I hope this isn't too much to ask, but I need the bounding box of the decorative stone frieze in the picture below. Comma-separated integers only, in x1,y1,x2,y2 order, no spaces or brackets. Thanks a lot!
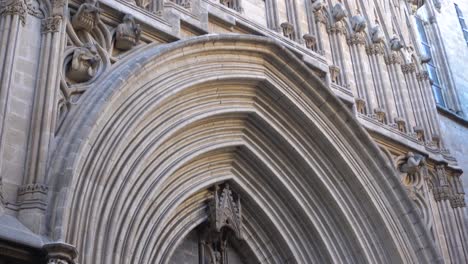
389,36,403,51
43,242,78,264
355,98,366,114
329,65,340,84
401,63,416,74
331,3,346,22
17,183,48,210
280,22,294,40
366,43,384,55
385,53,402,65
303,34,317,51
171,0,191,8
394,117,406,132
115,14,141,51
432,164,450,202
350,14,366,33
41,16,62,34
347,33,366,46
66,43,100,83
0,0,27,25
71,0,101,32
374,108,386,123
416,70,429,81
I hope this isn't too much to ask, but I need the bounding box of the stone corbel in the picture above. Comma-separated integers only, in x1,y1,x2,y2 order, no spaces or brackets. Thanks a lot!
329,65,340,84
373,108,386,123
394,117,406,133
303,34,317,51
355,98,366,114
115,14,141,51
413,126,425,141
280,22,295,40
43,242,78,264
17,183,49,211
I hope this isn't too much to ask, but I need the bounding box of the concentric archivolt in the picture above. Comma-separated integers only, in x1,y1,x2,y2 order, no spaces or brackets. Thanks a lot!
46,35,440,263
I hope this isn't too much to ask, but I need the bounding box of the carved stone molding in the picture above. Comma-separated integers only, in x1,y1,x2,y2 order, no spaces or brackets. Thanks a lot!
366,43,384,56
43,242,78,264
401,63,416,74
432,165,450,202
0,0,27,25
327,22,345,35
17,183,48,210
41,16,62,34
416,70,429,81
385,53,402,65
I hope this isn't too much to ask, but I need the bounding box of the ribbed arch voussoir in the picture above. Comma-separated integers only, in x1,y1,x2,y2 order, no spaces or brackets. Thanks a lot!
46,34,440,264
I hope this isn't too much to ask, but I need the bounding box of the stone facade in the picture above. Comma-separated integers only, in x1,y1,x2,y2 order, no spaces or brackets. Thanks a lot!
0,0,467,263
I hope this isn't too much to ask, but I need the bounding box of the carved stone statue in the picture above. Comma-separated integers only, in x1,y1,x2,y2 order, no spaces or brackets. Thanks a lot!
350,15,366,33
67,43,100,83
72,0,101,32
370,24,384,43
310,0,324,12
400,152,425,175
332,3,346,22
115,14,141,50
389,36,403,51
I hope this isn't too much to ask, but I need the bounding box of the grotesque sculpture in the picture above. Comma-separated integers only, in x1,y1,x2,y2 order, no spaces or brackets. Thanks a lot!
390,36,404,51
115,14,141,51
310,0,324,12
72,0,101,32
332,3,346,22
350,15,366,33
370,24,385,43
67,43,100,83
400,152,425,175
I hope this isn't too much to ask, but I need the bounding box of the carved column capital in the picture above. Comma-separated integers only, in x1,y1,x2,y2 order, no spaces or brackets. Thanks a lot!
0,0,28,25
365,43,384,56
416,70,429,81
384,53,402,65
43,242,78,264
347,33,366,46
41,16,62,34
401,63,416,74
17,183,49,210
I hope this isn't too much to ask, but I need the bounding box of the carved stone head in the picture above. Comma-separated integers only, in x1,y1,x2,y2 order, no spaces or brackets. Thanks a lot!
115,14,141,50
67,43,100,83
72,0,101,32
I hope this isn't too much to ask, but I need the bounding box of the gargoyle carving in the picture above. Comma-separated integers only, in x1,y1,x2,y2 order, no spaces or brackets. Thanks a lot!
370,24,385,43
115,14,141,51
390,36,403,51
332,3,346,21
66,43,100,83
400,152,425,176
72,0,100,32
350,15,366,33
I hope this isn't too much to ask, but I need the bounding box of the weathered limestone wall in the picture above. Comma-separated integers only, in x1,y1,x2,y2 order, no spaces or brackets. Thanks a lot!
0,15,42,215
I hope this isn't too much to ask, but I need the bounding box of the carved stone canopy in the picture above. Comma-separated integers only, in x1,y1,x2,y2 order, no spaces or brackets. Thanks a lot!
209,183,242,239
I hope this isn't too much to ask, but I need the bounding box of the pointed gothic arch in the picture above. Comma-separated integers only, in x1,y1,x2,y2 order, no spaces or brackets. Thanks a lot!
45,34,440,263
